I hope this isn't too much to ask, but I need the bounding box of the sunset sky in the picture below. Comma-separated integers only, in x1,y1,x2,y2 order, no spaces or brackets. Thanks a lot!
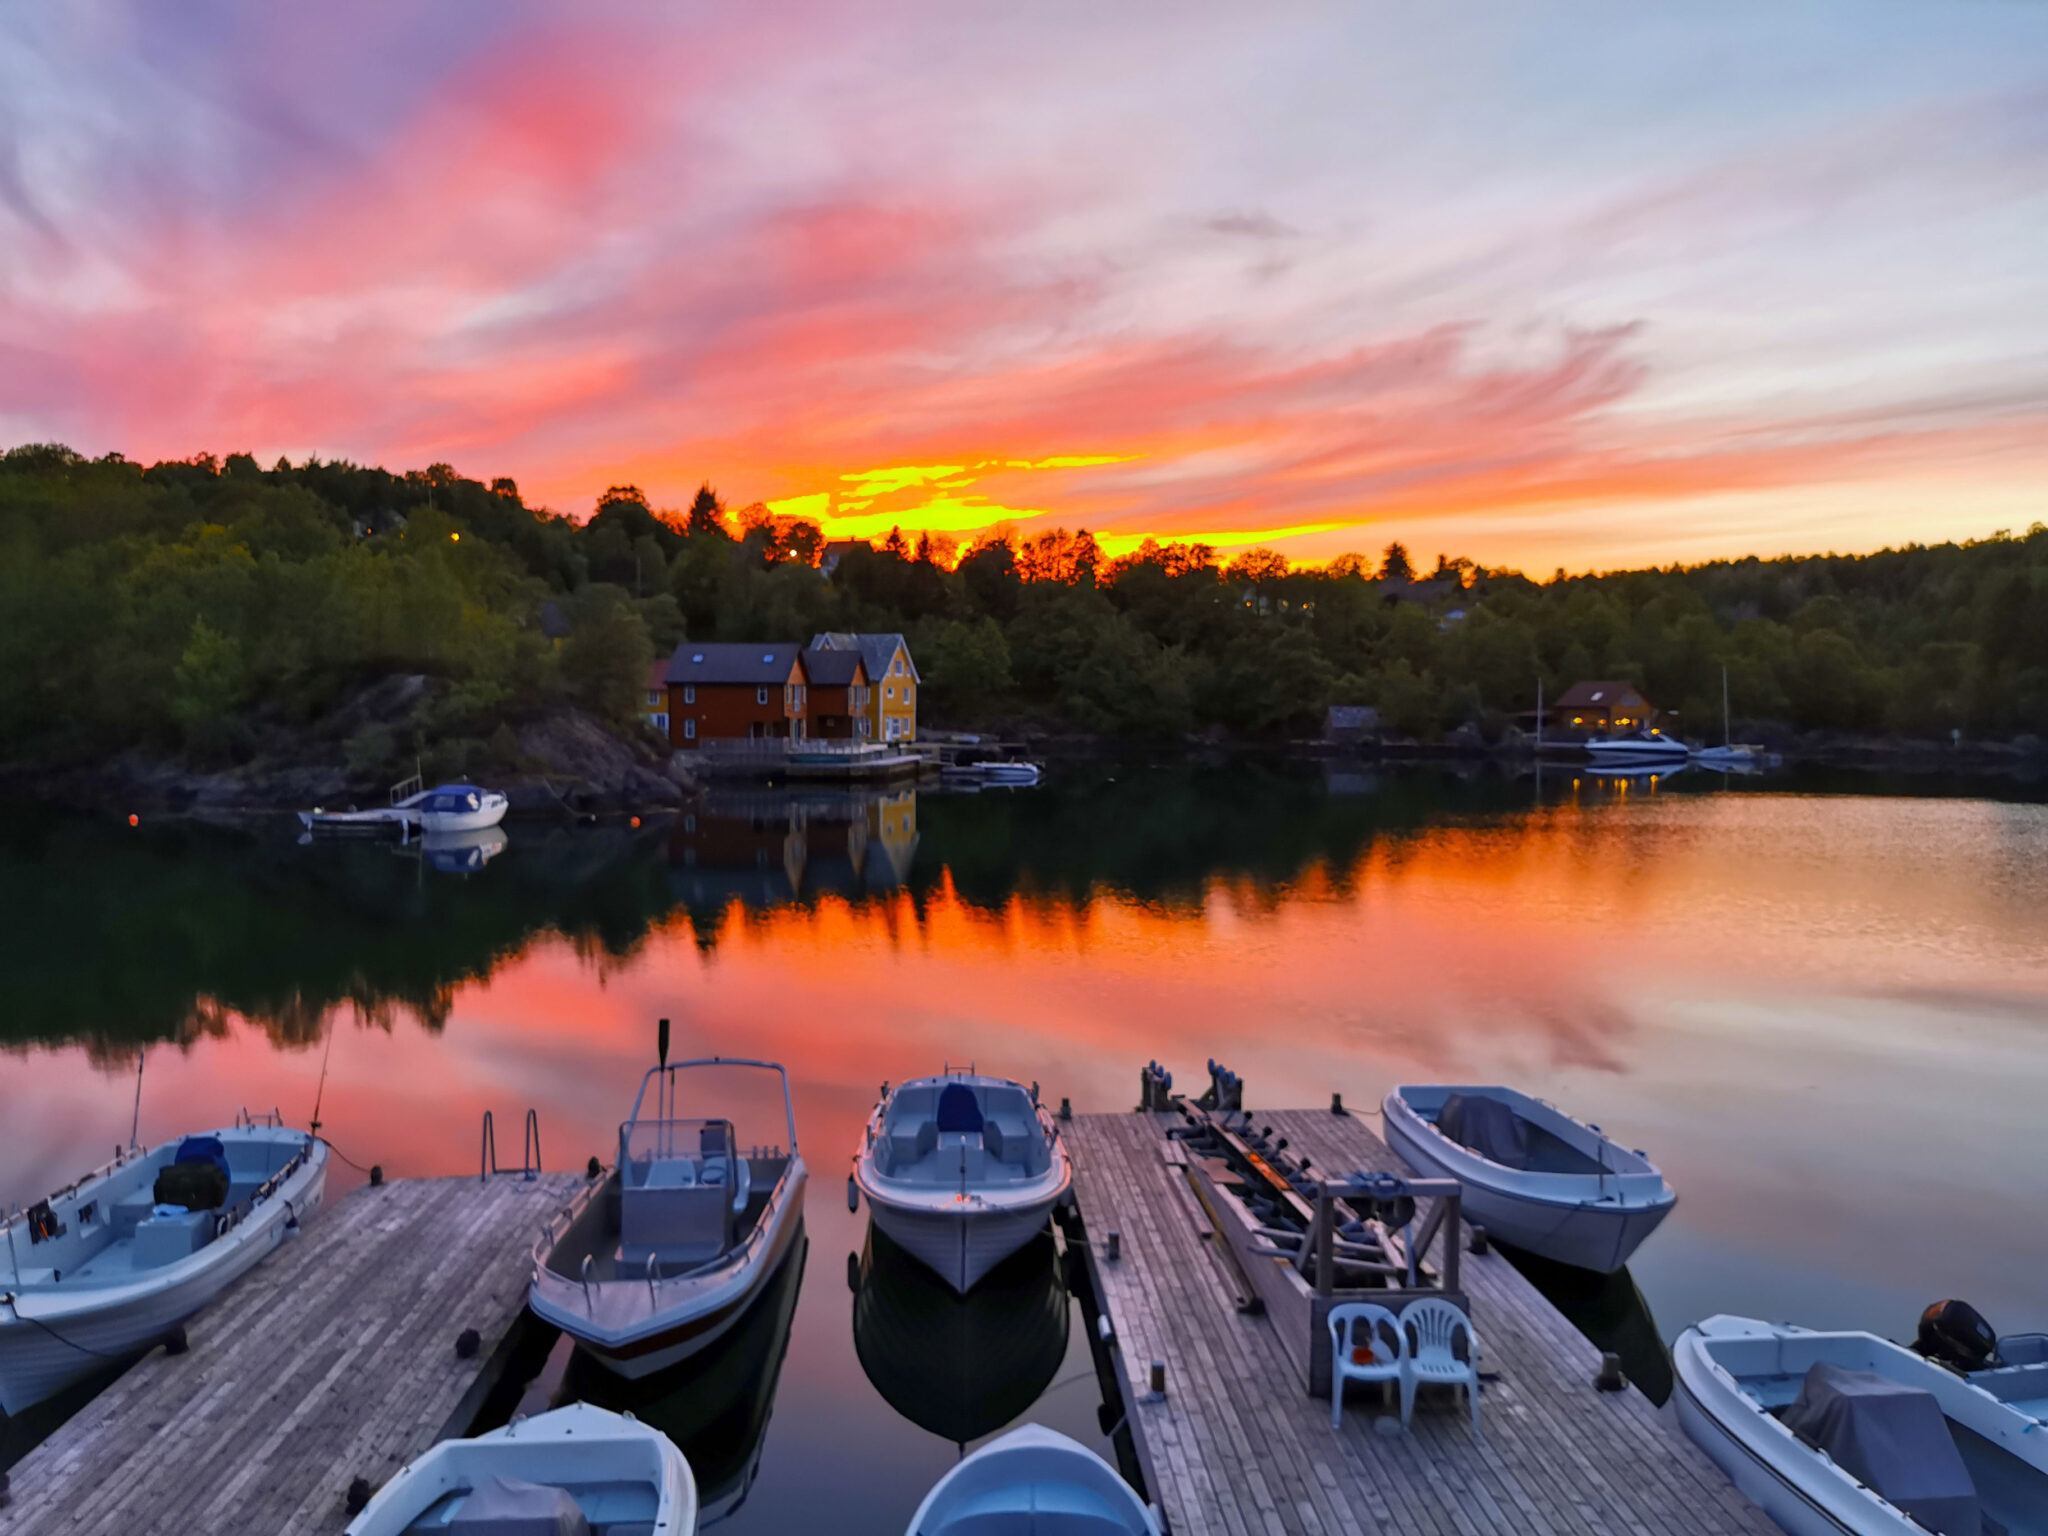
3,2,2044,570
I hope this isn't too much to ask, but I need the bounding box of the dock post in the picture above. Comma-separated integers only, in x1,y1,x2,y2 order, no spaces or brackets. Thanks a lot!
1315,1186,1335,1294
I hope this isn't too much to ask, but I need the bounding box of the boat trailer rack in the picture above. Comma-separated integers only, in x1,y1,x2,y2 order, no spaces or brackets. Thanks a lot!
1162,1074,1466,1396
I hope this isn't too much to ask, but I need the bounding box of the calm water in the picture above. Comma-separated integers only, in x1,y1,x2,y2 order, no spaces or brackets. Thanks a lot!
4,762,2047,1527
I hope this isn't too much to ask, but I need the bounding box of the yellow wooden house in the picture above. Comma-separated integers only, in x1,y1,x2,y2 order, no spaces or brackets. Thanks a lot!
808,632,919,743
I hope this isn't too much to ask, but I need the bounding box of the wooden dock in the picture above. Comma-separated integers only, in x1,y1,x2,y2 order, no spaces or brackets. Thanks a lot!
2,1171,584,1536
1065,1107,1778,1536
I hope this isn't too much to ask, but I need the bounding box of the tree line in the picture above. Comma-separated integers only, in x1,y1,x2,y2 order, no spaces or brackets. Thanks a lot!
4,442,2046,778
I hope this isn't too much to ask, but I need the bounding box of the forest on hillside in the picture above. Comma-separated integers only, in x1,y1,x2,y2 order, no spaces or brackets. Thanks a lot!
4,443,2048,779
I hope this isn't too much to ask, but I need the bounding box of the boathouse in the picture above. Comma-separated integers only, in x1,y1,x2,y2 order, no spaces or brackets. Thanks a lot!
1553,679,1658,734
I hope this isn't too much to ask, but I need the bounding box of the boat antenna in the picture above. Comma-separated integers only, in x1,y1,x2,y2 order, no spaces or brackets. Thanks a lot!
310,1020,337,1138
657,1017,670,1124
129,1048,146,1153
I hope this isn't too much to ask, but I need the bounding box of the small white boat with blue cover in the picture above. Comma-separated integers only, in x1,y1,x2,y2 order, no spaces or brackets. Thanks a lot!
0,1121,326,1414
343,1401,697,1535
530,1052,806,1379
906,1423,1160,1536
853,1072,1071,1294
1674,1314,2048,1536
1382,1085,1674,1274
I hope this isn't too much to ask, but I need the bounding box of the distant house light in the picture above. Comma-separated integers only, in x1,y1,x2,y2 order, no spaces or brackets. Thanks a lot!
692,652,705,663
762,652,775,663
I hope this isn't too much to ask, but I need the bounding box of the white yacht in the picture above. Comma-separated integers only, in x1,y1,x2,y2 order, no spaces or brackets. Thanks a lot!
851,1073,1071,1293
1582,730,1690,769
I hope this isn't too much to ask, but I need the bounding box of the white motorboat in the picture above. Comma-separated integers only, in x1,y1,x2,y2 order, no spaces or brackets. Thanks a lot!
410,783,509,834
530,1053,807,1380
1382,1086,1674,1274
1582,730,1690,768
942,760,1043,787
343,1401,697,1535
906,1423,1160,1536
299,781,508,836
0,1122,326,1415
1673,1314,2048,1536
852,1072,1071,1294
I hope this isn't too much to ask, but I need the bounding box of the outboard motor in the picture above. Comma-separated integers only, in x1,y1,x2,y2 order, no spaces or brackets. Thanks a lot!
1914,1299,1997,1372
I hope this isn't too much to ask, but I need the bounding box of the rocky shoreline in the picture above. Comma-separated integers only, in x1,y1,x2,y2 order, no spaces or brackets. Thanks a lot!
0,707,699,819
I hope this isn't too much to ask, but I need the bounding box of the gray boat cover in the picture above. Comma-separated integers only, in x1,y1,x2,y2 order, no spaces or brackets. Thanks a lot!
447,1476,593,1536
1782,1362,1980,1536
1435,1093,1529,1169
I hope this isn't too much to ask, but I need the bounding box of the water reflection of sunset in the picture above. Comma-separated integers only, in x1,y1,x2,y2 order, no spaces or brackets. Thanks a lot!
6,780,2048,1526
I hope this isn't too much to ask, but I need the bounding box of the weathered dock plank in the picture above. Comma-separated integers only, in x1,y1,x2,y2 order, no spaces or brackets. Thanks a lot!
1,1171,584,1536
1064,1108,1775,1536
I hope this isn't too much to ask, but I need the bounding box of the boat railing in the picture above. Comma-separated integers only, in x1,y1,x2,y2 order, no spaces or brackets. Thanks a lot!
626,1057,800,1157
480,1109,544,1183
234,1107,285,1129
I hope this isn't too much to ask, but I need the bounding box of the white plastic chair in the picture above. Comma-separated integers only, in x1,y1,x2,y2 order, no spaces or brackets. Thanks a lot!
1328,1303,1406,1428
1399,1297,1481,1435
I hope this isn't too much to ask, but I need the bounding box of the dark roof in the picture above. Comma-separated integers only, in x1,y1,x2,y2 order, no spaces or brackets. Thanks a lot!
810,631,919,684
647,659,671,691
803,648,867,686
1554,680,1649,710
665,642,807,686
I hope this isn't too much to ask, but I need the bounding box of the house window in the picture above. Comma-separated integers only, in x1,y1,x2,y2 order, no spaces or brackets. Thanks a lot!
885,686,894,701
859,718,871,738
757,685,769,705
683,685,696,705
683,719,696,740
903,684,912,703
653,713,668,733
645,689,661,707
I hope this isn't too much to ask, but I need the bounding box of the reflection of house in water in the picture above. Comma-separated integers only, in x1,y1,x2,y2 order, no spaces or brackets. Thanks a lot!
667,786,920,916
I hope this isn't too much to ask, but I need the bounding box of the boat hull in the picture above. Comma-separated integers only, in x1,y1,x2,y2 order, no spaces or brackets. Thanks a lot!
1383,1090,1673,1273
531,1163,808,1381
344,1402,698,1536
1673,1322,1912,1536
0,1140,327,1416
416,795,508,835
907,1423,1160,1536
863,1191,1059,1294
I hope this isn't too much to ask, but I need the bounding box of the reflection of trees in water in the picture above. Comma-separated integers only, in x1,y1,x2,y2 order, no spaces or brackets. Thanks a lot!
5,761,1764,1053
0,811,680,1050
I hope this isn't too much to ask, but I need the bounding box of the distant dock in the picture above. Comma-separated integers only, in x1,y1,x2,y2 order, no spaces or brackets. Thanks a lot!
1062,1104,1776,1536
3,1170,583,1536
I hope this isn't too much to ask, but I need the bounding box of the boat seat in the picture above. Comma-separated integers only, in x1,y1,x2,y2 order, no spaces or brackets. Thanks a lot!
699,1156,752,1213
110,1190,158,1239
133,1206,212,1268
935,1083,984,1135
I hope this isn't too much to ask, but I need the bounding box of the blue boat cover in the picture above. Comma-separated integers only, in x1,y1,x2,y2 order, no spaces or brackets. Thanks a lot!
935,1082,985,1135
1782,1362,1980,1536
173,1136,232,1183
1436,1094,1529,1169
